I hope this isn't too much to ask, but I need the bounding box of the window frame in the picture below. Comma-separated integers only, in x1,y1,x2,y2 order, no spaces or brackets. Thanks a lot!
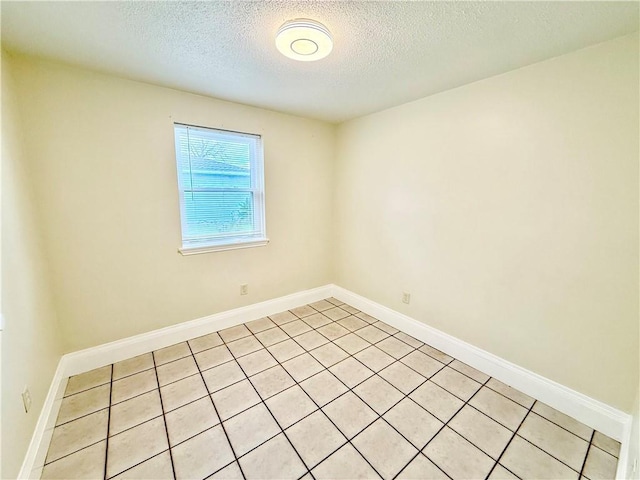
173,123,268,255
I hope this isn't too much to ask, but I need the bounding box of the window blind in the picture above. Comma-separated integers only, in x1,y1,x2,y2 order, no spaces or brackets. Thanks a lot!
174,123,266,252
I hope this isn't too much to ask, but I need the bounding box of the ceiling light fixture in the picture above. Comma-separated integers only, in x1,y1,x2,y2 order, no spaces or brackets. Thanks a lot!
276,19,333,62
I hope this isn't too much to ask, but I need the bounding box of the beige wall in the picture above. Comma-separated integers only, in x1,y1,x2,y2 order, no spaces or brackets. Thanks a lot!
10,55,335,352
1,52,64,479
334,33,639,412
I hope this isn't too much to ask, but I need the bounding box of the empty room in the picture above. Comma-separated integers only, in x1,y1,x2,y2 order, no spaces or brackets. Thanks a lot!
1,1,638,479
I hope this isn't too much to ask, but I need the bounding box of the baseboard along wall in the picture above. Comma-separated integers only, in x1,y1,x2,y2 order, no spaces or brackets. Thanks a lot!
331,286,634,480
19,284,633,479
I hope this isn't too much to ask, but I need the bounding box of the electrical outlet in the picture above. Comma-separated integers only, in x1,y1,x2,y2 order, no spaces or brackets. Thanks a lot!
22,387,32,413
402,292,411,304
240,284,249,295
632,458,638,473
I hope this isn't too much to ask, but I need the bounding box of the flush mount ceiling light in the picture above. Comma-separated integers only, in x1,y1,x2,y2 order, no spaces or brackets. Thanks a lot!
276,19,333,62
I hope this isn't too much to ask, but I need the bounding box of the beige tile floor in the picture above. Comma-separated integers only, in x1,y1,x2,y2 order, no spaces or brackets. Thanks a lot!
40,298,621,479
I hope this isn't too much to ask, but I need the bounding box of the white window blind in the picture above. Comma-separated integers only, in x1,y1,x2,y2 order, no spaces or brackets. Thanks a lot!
174,123,267,254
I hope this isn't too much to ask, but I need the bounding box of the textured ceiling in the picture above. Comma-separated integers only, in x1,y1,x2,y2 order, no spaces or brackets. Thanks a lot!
1,1,638,123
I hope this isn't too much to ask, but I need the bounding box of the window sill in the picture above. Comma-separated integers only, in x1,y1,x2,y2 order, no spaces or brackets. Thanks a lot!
178,238,269,255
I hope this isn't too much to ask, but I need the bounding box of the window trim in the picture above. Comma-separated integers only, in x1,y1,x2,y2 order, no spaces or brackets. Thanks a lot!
178,238,269,255
173,123,268,255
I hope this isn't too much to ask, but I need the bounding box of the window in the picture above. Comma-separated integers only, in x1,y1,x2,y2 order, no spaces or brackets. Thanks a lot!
174,123,267,254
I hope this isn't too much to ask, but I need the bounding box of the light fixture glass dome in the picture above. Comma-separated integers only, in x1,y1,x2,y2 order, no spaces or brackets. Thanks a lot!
276,19,333,62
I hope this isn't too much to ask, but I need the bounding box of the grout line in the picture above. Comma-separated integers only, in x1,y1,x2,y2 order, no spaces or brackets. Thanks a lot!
106,449,172,480
110,314,395,383
483,399,536,480
482,381,534,409
393,377,491,480
398,453,453,480
464,401,526,438
291,312,599,457
579,430,596,478
183,345,431,477
62,379,111,399
59,360,260,421
281,386,383,478
246,309,467,479
151,351,177,480
591,442,620,459
163,421,218,452
516,434,586,474
117,376,201,410
53,405,111,429
53,300,613,480
497,464,522,480
196,311,431,384
186,342,248,480
457,384,595,448
108,412,165,441
526,410,595,444
226,310,395,477
42,303,392,477
111,366,156,383
43,438,106,468
102,365,113,480
269,311,603,451
220,327,319,479
155,354,192,368
244,315,424,477
203,459,239,480
505,408,594,474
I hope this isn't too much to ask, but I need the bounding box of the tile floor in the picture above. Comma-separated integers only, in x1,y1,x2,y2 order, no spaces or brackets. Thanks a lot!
40,298,621,479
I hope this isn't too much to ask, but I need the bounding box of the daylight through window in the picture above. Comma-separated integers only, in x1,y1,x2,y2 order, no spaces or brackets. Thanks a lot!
174,123,267,254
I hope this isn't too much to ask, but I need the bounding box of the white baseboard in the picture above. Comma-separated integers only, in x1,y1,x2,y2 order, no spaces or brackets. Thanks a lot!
616,419,633,480
331,286,631,446
18,360,69,479
63,285,333,377
20,283,633,479
18,284,332,478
